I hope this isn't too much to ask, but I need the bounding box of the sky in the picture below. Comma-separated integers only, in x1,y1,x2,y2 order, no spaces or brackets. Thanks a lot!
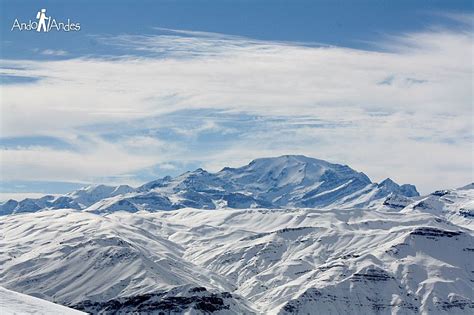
0,0,473,199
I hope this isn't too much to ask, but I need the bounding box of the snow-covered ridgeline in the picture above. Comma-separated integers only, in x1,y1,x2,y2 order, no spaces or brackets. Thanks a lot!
1,155,420,215
1,196,473,314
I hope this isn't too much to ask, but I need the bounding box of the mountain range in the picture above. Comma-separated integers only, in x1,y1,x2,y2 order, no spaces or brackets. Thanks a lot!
1,155,420,215
1,155,473,314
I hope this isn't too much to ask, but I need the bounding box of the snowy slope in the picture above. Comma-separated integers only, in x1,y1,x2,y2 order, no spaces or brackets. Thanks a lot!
400,183,474,229
0,286,85,315
0,155,420,214
0,156,471,314
0,210,255,314
1,191,472,314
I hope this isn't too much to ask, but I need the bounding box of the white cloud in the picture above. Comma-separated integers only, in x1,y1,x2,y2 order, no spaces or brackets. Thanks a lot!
0,133,182,183
39,49,69,56
0,22,472,193
0,143,156,183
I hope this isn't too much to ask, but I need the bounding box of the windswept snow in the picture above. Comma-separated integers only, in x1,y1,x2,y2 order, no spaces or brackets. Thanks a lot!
0,286,85,314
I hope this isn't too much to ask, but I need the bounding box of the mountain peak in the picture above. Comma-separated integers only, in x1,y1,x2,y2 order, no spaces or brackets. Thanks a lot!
379,178,399,188
378,178,419,197
1,155,422,213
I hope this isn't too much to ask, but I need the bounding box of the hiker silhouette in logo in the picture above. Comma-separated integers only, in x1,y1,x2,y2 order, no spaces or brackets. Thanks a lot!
36,9,49,32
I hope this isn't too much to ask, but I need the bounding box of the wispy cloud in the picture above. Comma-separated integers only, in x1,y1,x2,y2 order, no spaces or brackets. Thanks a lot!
1,18,473,193
38,49,69,56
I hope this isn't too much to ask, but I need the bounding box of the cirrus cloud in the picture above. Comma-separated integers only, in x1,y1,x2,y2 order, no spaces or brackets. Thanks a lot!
1,17,473,194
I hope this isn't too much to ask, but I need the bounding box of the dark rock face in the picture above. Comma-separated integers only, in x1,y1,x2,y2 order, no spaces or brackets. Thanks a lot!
282,288,323,313
279,285,420,315
351,267,394,282
459,208,474,218
435,296,474,311
382,194,412,209
71,288,235,314
431,190,450,197
410,227,462,238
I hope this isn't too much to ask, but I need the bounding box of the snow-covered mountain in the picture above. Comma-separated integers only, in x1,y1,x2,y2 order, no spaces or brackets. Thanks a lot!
1,155,472,314
0,155,420,215
1,185,473,314
400,183,474,229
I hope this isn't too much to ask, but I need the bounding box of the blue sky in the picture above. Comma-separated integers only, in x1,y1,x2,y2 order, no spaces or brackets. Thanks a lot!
0,0,473,199
1,0,472,56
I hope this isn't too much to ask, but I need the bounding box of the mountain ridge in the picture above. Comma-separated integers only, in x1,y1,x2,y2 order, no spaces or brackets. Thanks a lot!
0,156,472,314
1,187,472,313
1,155,421,215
